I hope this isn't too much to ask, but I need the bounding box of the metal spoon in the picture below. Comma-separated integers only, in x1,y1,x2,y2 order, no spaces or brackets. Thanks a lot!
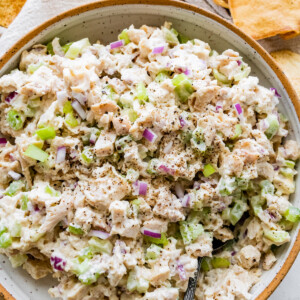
183,239,234,300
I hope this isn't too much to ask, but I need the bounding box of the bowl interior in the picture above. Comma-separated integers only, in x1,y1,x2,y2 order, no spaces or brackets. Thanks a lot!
0,3,299,299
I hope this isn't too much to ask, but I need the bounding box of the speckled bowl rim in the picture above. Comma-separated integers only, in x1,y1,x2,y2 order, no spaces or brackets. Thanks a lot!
0,0,299,299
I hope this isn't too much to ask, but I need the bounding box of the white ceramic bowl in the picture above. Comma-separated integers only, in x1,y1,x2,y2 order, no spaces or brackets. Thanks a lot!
0,1,299,299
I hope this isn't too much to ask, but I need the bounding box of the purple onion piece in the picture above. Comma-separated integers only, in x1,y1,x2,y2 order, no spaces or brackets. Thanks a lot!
89,229,110,240
179,116,186,128
158,164,175,175
0,138,7,146
8,171,21,180
143,128,157,142
237,60,242,66
177,261,187,281
270,87,281,98
142,228,161,239
50,255,66,271
71,100,86,120
5,91,18,103
234,103,242,115
110,40,125,50
56,146,66,164
152,46,165,54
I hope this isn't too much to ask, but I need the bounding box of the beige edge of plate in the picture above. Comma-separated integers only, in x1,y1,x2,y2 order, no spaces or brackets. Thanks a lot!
0,0,299,299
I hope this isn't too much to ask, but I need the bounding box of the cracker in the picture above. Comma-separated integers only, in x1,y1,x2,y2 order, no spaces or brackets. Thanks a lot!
213,0,229,9
271,50,300,97
229,0,300,40
0,0,26,28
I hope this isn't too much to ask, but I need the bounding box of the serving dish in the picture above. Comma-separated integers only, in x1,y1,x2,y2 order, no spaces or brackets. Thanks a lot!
0,1,299,299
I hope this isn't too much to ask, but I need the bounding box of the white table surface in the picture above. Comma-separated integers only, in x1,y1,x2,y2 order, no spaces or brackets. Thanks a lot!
0,0,299,299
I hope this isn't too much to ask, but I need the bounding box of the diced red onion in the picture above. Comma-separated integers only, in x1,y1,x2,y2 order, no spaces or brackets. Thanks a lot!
89,133,97,145
237,60,242,66
72,91,87,106
175,66,192,76
231,251,237,256
89,229,110,240
163,141,173,154
56,146,66,164
133,180,148,196
56,91,68,102
71,100,86,120
234,103,242,115
158,164,175,175
181,194,191,208
143,128,157,142
179,116,187,128
177,261,187,281
174,182,185,199
69,149,78,160
50,254,66,271
152,45,165,54
272,164,279,171
216,101,223,112
5,91,18,103
0,138,7,146
142,228,161,239
270,87,281,98
110,40,125,50
8,171,21,180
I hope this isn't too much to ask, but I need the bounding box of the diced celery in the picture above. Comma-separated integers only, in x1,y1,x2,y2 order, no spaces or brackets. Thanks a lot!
0,232,12,248
203,164,216,177
260,180,274,198
124,109,138,122
217,177,236,196
230,201,246,225
127,270,137,292
181,130,192,144
81,147,94,165
233,66,251,82
145,244,161,260
119,95,133,108
7,110,25,130
146,158,160,175
236,178,249,191
187,210,202,224
136,82,148,104
280,167,296,179
126,169,139,182
27,62,43,74
115,135,132,153
88,237,113,254
0,225,7,236
118,29,130,45
131,198,141,217
279,219,294,231
172,74,194,103
10,222,21,238
222,207,231,221
47,41,54,55
137,277,149,293
284,160,295,169
179,221,204,245
106,85,117,102
68,224,84,235
232,124,242,139
212,69,232,85
178,32,189,44
9,254,27,268
250,195,265,216
63,101,73,114
65,38,91,59
72,258,90,275
162,27,179,45
144,233,168,247
211,257,230,269
4,180,24,197
79,271,100,285
155,71,170,83
24,144,48,162
35,126,56,140
201,257,212,271
45,185,60,197
283,206,300,223
65,113,78,127
264,229,290,245
62,42,72,53
21,195,29,210
264,115,279,139
78,247,94,262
